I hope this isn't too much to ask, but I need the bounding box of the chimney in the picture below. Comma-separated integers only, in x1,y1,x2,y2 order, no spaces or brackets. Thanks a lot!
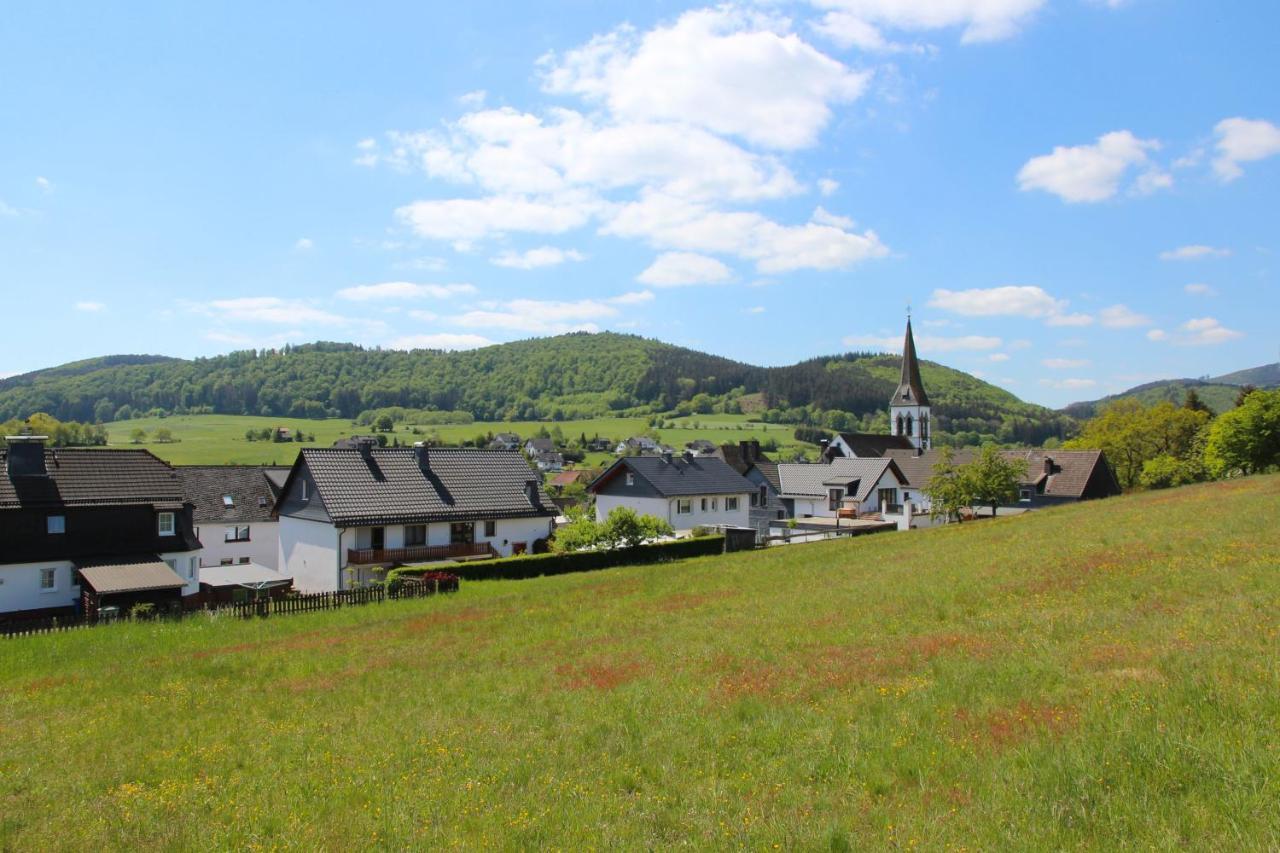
413,441,429,470
524,478,540,507
682,450,695,463
356,436,376,462
1043,456,1054,475
739,440,760,464
5,435,48,478
661,450,673,465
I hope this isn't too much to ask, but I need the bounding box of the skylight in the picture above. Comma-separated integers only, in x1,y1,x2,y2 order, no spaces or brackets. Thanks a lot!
222,495,235,507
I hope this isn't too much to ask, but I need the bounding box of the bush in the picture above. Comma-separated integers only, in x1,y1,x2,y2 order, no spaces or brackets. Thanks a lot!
388,536,725,582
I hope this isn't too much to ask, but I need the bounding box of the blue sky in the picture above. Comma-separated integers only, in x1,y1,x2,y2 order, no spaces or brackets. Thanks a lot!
2,1,1277,407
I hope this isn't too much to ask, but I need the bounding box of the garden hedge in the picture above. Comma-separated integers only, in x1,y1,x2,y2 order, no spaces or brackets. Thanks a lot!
389,535,725,582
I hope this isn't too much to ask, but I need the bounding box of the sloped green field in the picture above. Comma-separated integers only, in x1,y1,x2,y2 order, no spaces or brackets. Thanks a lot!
2,475,1278,849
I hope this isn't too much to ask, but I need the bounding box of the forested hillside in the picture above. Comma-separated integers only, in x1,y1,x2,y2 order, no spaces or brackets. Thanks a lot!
1063,362,1280,420
0,332,1070,444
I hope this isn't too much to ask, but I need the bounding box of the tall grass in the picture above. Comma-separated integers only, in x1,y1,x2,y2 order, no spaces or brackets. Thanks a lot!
2,474,1278,848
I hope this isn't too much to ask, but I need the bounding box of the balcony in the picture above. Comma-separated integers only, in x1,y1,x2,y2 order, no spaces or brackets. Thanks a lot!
346,542,496,566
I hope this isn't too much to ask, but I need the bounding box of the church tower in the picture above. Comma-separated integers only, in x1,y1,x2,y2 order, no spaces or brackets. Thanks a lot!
890,317,931,451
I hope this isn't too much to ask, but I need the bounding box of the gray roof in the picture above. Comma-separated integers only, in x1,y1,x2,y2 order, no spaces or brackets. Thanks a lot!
884,448,1117,499
77,557,186,594
775,458,907,500
287,447,555,527
830,432,916,458
589,455,753,497
178,465,290,524
0,447,185,509
893,318,930,407
199,562,292,588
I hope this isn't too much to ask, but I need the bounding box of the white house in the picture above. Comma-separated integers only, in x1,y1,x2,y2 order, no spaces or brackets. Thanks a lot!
0,436,202,620
275,440,556,592
178,465,289,570
587,452,753,534
774,457,911,519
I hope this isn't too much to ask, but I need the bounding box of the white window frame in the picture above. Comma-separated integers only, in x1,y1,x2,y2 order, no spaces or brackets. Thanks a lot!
188,557,197,579
47,515,66,535
158,512,176,536
726,496,739,511
625,472,635,486
676,498,692,515
483,520,496,538
39,567,57,592
224,525,250,543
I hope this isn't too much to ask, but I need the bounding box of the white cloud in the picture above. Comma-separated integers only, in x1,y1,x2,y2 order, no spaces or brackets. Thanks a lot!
450,296,633,335
637,252,733,286
294,237,314,251
1184,283,1217,296
74,301,105,313
1212,117,1280,181
929,285,1062,318
1146,329,1167,341
812,0,1046,46
396,194,599,243
0,199,17,217
1042,357,1090,369
540,7,869,150
336,281,476,301
1176,317,1244,346
988,352,1010,362
1017,130,1165,203
818,178,840,196
490,246,586,269
1046,312,1095,327
1098,304,1151,328
408,309,438,322
1159,244,1231,261
199,297,348,326
843,332,1001,352
388,333,494,351
458,89,487,108
746,305,766,314
35,176,52,192
609,290,655,305
1039,377,1098,390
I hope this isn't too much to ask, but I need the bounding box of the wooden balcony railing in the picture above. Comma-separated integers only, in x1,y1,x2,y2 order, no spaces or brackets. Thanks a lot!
346,542,495,566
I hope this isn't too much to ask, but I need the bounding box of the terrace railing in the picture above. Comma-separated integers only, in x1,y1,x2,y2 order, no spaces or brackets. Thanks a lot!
346,542,496,566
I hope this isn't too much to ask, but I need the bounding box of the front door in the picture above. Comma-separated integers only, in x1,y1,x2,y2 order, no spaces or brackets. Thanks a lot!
450,522,474,545
370,527,385,550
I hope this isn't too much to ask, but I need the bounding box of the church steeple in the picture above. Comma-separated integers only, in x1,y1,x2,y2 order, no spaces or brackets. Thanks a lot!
890,317,931,450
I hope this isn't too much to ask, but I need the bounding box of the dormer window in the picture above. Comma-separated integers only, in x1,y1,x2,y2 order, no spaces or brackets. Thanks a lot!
158,512,176,536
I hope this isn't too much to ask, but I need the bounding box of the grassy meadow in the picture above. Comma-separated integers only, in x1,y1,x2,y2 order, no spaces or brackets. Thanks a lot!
101,413,806,466
3,475,1279,848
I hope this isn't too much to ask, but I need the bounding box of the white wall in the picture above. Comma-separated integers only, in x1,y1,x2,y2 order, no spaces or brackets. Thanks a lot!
595,493,750,534
349,517,555,558
0,560,77,615
196,521,280,570
786,471,905,518
160,551,202,598
279,516,343,593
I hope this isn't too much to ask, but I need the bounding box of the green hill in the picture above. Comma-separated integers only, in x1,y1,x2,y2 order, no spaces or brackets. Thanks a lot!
2,474,1277,848
1063,361,1280,419
0,333,1069,443
1212,361,1280,388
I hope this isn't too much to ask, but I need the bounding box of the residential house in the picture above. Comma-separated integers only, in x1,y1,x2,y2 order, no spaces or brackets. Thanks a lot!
332,435,382,449
825,432,916,460
524,437,556,457
715,440,785,536
178,465,290,570
883,448,1121,516
685,439,718,455
0,435,202,620
586,437,613,452
547,469,591,493
489,432,521,451
774,457,911,519
533,451,565,472
615,436,660,455
588,452,753,533
275,441,556,592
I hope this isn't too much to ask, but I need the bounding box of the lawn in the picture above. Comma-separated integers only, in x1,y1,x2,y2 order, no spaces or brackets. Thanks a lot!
3,475,1278,848
101,413,806,466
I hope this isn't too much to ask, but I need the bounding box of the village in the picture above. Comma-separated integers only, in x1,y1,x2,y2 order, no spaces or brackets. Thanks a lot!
0,320,1122,628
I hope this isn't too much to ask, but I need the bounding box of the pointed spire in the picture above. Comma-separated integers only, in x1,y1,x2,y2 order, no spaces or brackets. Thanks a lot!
892,318,930,407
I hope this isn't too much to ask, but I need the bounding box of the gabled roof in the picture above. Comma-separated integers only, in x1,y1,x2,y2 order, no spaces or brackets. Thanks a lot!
892,318,930,407
882,448,1120,499
589,455,753,497
77,556,187,594
178,465,290,524
525,438,555,452
775,458,907,499
284,447,555,527
0,447,185,509
830,432,916,458
752,460,782,492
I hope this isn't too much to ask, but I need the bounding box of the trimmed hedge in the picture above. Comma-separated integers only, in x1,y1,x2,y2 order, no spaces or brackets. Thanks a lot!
389,535,725,582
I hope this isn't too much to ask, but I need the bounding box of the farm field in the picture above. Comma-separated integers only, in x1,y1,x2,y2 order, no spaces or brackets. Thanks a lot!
101,413,806,466
3,475,1279,848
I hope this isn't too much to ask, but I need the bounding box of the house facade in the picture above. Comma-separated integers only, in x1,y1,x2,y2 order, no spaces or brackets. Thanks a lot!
0,436,202,619
588,452,753,533
774,457,911,519
178,465,289,570
275,442,556,592
714,441,784,535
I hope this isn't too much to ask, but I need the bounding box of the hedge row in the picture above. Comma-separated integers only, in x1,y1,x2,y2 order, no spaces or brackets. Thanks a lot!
389,535,726,582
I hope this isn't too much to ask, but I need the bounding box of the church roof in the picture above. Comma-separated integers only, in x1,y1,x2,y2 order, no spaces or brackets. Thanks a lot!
892,319,930,407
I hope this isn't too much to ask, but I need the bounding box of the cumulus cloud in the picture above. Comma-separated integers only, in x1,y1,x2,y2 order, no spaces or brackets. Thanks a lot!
1176,317,1243,346
637,252,733,286
335,281,476,301
818,178,840,196
540,7,869,150
1159,245,1231,261
387,333,494,351
196,297,349,327
490,246,586,269
843,332,1002,352
812,0,1046,46
1098,304,1151,328
35,176,52,193
449,296,629,335
930,285,1099,327
294,237,314,251
988,352,1010,362
1184,283,1217,296
1212,117,1280,181
1017,130,1167,203
1146,329,1167,341
395,194,599,243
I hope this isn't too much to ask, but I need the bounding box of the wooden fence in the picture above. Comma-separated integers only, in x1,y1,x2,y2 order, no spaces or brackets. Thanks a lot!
0,577,459,639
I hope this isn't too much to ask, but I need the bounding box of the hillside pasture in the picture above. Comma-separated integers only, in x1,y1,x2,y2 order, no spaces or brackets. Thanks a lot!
2,475,1279,847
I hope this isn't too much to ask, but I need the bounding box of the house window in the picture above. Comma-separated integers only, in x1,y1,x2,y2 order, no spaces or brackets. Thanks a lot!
483,520,496,537
405,524,427,547
760,485,768,507
711,497,718,511
877,488,897,511
701,498,708,511
164,558,177,573
726,497,739,511
300,479,308,501
47,515,65,535
158,512,175,536
676,499,691,514
39,567,56,591
188,558,197,578
450,522,474,545
1020,488,1033,502
625,472,635,486
224,526,250,542
238,557,251,565
220,558,233,566
750,491,758,507
827,489,843,512
222,494,235,508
